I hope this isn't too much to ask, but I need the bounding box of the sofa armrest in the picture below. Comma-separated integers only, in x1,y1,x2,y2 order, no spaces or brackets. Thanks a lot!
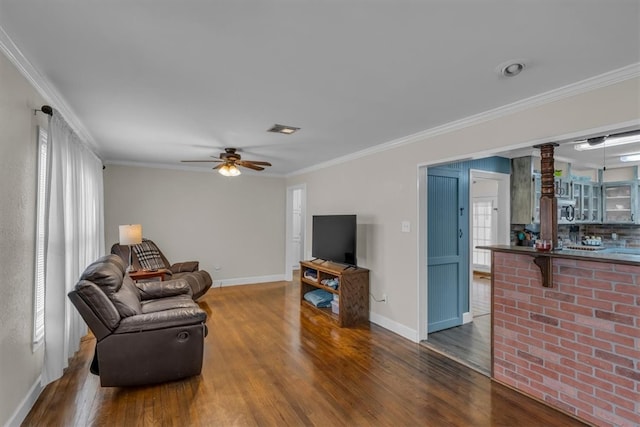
170,261,199,273
136,278,192,300
115,307,206,334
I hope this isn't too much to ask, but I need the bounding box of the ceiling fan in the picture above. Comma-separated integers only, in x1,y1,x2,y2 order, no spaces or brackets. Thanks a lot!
181,148,272,176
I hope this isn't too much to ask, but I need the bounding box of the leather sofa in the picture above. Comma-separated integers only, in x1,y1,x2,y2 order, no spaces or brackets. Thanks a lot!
111,239,212,300
68,254,208,387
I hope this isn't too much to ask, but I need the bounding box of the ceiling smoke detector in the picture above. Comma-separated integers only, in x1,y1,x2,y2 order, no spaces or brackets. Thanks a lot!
268,124,300,135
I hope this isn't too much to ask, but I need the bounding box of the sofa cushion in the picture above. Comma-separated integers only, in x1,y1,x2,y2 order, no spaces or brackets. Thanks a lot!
136,278,192,300
141,294,196,314
74,280,121,330
110,277,142,317
80,254,125,295
174,270,212,300
169,261,199,273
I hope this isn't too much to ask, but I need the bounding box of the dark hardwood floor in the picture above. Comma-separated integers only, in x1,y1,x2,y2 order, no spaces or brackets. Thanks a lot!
424,314,491,375
424,272,492,375
22,277,585,426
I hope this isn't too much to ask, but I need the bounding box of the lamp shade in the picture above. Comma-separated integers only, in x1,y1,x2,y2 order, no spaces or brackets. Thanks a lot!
119,224,142,245
218,163,241,177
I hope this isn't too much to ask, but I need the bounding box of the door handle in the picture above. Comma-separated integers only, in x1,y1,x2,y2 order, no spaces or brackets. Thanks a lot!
459,229,463,238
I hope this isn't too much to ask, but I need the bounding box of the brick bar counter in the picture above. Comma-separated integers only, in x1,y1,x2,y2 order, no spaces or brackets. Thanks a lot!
484,246,639,427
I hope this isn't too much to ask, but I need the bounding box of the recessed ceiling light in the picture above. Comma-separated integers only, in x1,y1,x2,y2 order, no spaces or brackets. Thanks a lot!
501,62,525,77
496,60,527,77
268,124,300,135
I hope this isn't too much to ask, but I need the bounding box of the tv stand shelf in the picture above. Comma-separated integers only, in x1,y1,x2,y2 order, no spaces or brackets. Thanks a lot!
299,260,369,327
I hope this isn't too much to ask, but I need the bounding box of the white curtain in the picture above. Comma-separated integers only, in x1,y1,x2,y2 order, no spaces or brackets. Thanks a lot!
41,111,104,386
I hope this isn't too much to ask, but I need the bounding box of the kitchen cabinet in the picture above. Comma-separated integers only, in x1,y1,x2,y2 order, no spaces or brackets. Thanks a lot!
511,157,538,224
572,181,601,223
602,182,637,223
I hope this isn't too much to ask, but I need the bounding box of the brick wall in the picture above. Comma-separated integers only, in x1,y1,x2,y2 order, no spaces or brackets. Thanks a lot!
492,252,640,427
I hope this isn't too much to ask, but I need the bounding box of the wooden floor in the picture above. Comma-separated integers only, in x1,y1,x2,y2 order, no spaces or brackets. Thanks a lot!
22,278,586,426
425,272,492,375
424,314,491,375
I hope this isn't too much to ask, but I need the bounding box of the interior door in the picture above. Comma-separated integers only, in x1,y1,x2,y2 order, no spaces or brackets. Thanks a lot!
291,188,304,269
427,168,464,333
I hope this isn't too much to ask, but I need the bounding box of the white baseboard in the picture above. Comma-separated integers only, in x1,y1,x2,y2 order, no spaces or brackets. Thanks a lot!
213,274,286,288
369,312,419,343
463,312,472,324
5,376,42,427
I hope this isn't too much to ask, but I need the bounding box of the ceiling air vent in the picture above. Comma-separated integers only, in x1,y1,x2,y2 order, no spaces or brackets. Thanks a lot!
268,124,300,135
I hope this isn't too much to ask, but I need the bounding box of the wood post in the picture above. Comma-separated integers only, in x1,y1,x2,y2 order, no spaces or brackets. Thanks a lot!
536,143,559,247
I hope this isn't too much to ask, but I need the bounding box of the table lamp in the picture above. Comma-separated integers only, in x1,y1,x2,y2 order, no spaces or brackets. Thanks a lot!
119,224,142,272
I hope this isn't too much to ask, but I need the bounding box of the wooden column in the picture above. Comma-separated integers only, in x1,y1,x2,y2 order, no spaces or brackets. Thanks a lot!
536,143,558,247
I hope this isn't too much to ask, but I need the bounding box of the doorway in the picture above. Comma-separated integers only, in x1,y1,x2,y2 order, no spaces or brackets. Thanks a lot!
285,184,306,281
422,163,510,375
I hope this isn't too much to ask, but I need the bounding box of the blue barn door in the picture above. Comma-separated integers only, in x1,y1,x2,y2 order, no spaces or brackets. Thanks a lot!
427,168,464,333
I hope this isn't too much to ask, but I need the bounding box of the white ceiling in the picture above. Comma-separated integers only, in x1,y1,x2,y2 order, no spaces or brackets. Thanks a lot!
1,0,639,175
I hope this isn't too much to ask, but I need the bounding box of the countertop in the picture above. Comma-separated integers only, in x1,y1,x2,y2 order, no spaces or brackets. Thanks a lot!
480,244,640,266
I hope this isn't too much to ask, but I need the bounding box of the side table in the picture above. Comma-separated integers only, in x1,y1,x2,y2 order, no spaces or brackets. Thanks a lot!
128,269,165,282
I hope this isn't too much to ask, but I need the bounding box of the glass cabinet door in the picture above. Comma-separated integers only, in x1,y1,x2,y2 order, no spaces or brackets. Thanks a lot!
532,175,541,223
603,183,634,223
573,182,595,223
591,184,601,222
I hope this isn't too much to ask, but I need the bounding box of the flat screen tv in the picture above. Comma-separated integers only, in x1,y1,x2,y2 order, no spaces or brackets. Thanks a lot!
312,215,357,266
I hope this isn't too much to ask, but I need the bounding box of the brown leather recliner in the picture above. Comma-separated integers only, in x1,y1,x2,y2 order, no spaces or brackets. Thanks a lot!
110,239,212,300
68,254,208,387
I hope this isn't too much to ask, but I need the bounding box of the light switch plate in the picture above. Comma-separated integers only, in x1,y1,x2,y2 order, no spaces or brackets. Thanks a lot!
401,221,411,233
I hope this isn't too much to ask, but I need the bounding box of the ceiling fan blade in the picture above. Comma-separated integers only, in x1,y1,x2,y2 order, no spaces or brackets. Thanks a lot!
237,161,264,171
213,163,224,170
241,160,272,166
181,159,223,163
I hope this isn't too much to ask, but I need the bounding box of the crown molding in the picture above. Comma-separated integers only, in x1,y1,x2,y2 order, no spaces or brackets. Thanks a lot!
288,63,640,177
0,24,101,156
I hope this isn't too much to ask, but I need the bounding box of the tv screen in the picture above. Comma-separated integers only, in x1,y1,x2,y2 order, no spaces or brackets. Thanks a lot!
312,215,357,265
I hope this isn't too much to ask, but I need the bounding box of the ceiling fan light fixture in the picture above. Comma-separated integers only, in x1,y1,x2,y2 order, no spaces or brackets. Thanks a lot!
268,124,300,135
218,163,241,177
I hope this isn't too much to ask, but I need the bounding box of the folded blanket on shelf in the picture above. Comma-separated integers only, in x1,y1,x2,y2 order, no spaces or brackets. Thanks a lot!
304,269,318,281
320,278,339,289
303,289,333,308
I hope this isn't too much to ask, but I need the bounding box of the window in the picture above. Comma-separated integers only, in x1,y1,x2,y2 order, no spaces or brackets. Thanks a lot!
472,199,494,270
33,127,48,348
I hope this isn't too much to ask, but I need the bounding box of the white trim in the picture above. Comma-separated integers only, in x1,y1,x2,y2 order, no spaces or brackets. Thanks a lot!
462,312,473,324
0,25,100,156
288,63,640,177
4,376,43,427
417,166,428,341
213,274,286,288
369,312,419,343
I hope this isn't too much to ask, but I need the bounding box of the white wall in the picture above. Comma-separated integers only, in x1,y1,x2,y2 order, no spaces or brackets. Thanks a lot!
0,51,48,425
287,76,640,341
103,165,287,284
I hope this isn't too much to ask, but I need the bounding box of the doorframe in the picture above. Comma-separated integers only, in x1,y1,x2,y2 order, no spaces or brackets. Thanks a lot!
466,170,510,323
417,166,510,341
284,183,306,281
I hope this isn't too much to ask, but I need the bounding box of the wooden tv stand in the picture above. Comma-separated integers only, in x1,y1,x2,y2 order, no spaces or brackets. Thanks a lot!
299,260,369,327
